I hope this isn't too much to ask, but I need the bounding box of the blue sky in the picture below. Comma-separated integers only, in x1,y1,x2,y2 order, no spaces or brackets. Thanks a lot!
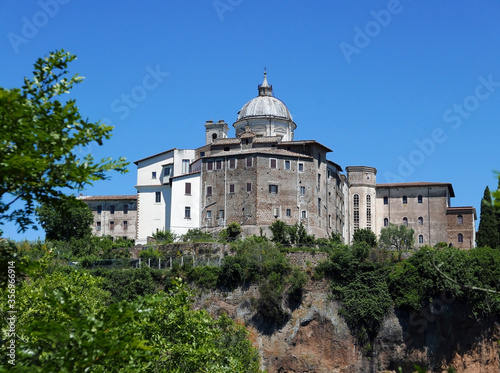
1,1,499,241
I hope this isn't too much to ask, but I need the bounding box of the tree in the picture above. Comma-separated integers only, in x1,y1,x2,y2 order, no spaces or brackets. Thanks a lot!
477,186,499,248
379,224,414,259
36,196,93,241
353,228,378,247
0,50,128,234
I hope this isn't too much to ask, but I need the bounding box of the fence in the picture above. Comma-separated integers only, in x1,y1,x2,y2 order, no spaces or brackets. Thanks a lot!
88,256,222,270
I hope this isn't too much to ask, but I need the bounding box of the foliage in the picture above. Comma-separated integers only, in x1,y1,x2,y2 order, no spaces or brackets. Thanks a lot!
186,265,221,289
255,272,289,325
270,220,315,247
219,222,242,242
181,228,214,242
379,223,415,259
353,228,378,247
477,186,499,248
287,267,308,306
270,220,289,245
36,196,93,241
139,246,163,260
151,229,177,243
49,235,132,260
0,49,128,234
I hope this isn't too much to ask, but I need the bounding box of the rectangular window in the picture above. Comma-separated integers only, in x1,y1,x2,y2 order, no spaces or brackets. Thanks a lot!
284,160,290,170
97,205,102,214
286,208,291,217
110,205,115,214
229,184,235,193
96,221,101,231
216,160,222,170
123,204,128,214
185,206,191,219
300,186,305,195
200,151,205,157
155,191,161,203
219,210,224,219
164,167,170,176
207,161,213,171
206,210,212,219
185,182,191,195
270,159,277,169
298,163,304,172
206,186,212,196
318,198,321,216
273,208,280,217
182,159,190,174
109,221,114,231
152,171,157,179
246,182,252,192
301,210,307,219
229,159,236,169
269,184,278,194
317,173,321,190
246,157,253,168
123,221,128,230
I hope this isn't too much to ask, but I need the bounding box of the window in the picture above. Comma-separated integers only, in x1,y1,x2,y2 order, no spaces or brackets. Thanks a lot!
185,206,191,219
353,194,359,231
96,221,101,231
123,204,128,214
218,210,224,219
123,221,128,230
383,196,388,205
110,205,115,214
152,171,157,179
206,210,212,219
317,153,321,167
224,147,230,152
182,159,190,174
286,209,291,217
97,205,102,214
419,235,424,244
366,195,372,230
185,182,191,195
229,159,236,169
207,161,213,171
318,198,321,216
300,186,305,195
403,217,408,226
285,160,290,170
229,184,235,193
269,184,279,194
109,221,114,231
206,186,212,196
301,210,307,219
418,217,423,225
246,182,252,192
216,160,222,170
200,151,205,157
457,215,463,225
273,208,280,217
384,218,389,227
418,195,423,204
317,173,321,190
164,167,170,176
246,157,253,168
403,196,407,204
270,159,277,169
458,233,463,243
155,191,161,203
298,163,304,172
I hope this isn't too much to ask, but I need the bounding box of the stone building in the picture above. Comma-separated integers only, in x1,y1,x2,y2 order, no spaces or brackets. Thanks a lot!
132,73,476,248
80,195,137,241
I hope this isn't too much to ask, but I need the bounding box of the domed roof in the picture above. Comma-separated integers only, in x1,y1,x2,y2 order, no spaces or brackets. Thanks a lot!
236,72,293,121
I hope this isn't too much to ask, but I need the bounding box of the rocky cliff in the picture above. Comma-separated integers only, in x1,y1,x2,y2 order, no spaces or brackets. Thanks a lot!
195,280,500,373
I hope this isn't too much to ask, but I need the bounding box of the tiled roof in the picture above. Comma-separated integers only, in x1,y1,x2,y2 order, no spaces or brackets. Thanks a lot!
79,195,137,201
253,136,282,143
211,138,241,145
204,147,313,159
280,140,333,152
377,182,455,197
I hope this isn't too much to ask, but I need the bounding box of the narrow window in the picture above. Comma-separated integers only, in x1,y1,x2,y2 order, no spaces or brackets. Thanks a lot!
457,215,463,225
97,205,102,214
207,161,213,171
96,221,101,231
110,205,115,214
317,173,321,190
403,217,408,226
317,153,321,167
300,186,305,195
185,206,191,219
269,184,278,194
218,210,224,219
384,218,389,227
123,221,128,230
286,209,291,217
318,198,321,216
182,159,190,174
246,182,252,192
155,191,161,203
164,167,170,176
418,195,423,204
229,184,235,194
229,159,236,169
383,196,388,205
418,217,423,225
206,186,213,196
366,195,372,230
246,157,253,168
353,194,359,231
298,163,304,172
285,160,290,170
152,171,157,179
216,160,222,170
206,210,212,219
185,182,191,195
109,221,114,231
123,204,128,214
403,196,407,205
458,233,463,243
301,210,307,219
419,234,424,244
270,159,277,169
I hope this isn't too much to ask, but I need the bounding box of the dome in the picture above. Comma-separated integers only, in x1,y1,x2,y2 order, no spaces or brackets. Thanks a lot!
237,95,292,121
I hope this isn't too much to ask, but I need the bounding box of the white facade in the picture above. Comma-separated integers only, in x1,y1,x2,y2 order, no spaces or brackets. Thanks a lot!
135,148,199,243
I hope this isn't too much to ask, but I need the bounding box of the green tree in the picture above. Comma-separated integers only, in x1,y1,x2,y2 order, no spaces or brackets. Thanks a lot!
353,228,378,247
36,196,93,241
379,223,415,259
0,50,128,234
477,186,499,248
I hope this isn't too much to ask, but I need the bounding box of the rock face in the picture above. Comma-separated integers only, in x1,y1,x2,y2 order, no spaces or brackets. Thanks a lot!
195,280,500,373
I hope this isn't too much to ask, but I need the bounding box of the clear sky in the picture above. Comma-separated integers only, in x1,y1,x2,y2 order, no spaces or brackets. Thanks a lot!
1,1,499,241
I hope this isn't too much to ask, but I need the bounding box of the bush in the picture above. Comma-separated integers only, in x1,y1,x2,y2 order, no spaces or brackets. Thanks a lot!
182,229,214,242
152,229,177,243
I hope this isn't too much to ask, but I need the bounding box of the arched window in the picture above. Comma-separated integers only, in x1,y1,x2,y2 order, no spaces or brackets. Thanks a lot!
353,194,359,231
383,196,388,205
402,196,407,205
418,217,423,225
403,217,408,226
418,235,424,244
458,233,463,243
366,195,371,230
418,195,423,204
457,215,463,225
384,218,389,227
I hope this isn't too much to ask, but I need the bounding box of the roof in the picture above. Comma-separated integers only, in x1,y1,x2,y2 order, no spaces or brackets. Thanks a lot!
327,160,344,172
447,206,477,219
203,147,313,159
134,148,176,165
377,182,455,197
254,136,282,143
79,195,137,201
279,140,333,153
211,138,241,146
